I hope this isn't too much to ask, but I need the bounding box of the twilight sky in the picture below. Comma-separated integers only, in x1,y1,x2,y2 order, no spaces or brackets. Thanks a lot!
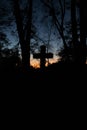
0,0,71,68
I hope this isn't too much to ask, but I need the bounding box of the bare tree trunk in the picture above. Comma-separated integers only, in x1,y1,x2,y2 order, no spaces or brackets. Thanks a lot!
25,0,33,68
14,0,26,69
13,0,33,71
79,0,86,64
71,0,78,63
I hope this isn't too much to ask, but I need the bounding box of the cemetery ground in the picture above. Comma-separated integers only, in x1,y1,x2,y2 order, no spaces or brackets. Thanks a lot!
1,62,87,108
0,62,87,128
0,62,87,88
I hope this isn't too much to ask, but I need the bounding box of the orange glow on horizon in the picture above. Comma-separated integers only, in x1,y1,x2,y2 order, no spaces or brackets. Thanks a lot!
30,59,40,68
30,56,60,68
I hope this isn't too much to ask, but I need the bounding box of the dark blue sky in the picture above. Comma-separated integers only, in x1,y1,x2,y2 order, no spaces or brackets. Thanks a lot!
0,0,71,67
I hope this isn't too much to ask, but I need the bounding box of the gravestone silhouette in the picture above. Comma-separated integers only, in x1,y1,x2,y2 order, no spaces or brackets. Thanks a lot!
33,45,53,69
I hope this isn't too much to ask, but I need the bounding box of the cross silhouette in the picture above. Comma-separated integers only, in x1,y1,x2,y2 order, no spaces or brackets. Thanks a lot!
33,45,53,69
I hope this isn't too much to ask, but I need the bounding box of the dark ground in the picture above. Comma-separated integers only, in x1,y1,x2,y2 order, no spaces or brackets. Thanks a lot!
0,63,87,95
0,63,87,128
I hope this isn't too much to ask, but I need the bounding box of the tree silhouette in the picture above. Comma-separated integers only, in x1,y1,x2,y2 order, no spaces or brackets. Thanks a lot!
71,0,87,64
13,0,33,71
56,0,87,64
0,0,87,77
41,0,67,49
71,0,78,63
0,45,19,74
79,0,87,64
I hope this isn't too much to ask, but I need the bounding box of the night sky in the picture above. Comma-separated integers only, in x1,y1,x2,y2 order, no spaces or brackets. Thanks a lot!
0,0,71,68
1,1,87,126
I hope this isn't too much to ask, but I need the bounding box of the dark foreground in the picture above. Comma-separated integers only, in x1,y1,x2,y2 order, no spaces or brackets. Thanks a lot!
0,64,87,128
0,63,87,97
1,63,87,86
